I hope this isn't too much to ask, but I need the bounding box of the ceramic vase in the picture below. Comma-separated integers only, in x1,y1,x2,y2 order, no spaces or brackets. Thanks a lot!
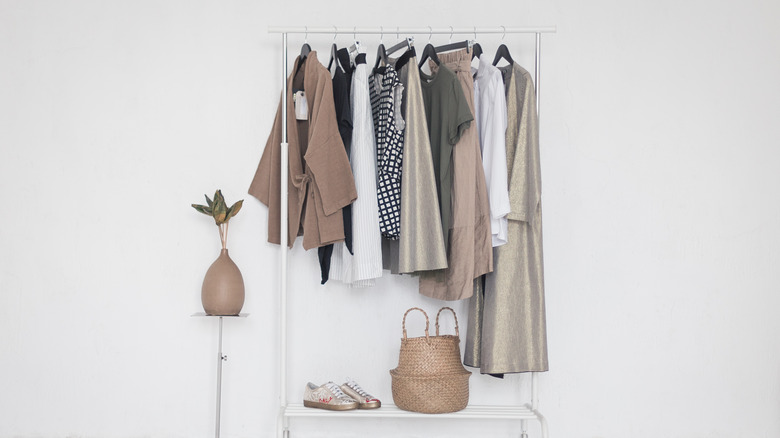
201,248,245,315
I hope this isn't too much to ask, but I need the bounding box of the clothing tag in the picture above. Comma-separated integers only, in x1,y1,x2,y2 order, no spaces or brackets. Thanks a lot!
293,91,308,120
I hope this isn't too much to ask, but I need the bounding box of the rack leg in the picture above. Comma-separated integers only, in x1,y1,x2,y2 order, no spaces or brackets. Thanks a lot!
534,407,549,438
276,405,290,438
276,407,283,438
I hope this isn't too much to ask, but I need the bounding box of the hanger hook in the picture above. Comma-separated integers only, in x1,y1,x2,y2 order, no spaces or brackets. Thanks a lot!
428,26,432,43
353,26,356,41
380,26,383,44
501,25,506,41
304,26,308,44
474,26,477,41
397,26,400,40
449,26,453,44
333,25,337,42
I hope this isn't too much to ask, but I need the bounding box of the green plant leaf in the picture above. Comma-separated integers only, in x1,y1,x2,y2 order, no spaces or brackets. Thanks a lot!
204,194,213,208
228,200,243,219
214,190,224,207
213,196,228,225
191,204,212,215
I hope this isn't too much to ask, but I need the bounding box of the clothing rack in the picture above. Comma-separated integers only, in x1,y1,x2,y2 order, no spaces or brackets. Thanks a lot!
268,25,555,438
268,25,556,34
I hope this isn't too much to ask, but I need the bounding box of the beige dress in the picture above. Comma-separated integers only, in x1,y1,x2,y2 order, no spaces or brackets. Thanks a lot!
383,48,449,274
419,48,493,301
464,63,549,374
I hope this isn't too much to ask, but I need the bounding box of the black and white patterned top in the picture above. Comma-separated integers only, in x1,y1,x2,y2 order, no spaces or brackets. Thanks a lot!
369,65,405,240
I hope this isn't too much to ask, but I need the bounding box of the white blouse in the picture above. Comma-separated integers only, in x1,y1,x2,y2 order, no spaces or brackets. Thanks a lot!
473,54,511,247
330,55,383,286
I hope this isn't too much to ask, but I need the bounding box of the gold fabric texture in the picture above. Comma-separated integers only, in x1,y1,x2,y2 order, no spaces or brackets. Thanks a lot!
396,53,449,274
464,63,549,374
419,48,493,301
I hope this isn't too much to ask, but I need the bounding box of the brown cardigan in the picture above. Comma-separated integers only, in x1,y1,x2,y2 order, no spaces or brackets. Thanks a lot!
249,52,357,250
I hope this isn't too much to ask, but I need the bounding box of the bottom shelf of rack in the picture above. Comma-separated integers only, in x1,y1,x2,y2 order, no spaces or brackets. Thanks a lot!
283,403,543,420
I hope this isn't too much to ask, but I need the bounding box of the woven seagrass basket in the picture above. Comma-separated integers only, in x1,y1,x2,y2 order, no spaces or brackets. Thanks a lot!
390,307,471,414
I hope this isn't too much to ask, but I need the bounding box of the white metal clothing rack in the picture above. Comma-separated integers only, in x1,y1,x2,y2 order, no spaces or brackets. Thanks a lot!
269,25,555,438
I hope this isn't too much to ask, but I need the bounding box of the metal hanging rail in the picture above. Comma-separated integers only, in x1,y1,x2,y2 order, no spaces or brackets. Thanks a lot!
268,25,553,438
268,25,556,34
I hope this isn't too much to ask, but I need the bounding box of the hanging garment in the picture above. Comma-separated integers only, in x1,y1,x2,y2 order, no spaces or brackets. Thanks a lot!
416,62,472,254
329,52,384,287
472,54,511,247
369,64,405,241
419,48,493,301
391,47,448,274
318,55,354,284
464,63,549,375
249,51,357,250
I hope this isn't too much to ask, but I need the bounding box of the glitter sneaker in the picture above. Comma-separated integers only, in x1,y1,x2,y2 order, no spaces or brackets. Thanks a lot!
340,378,381,409
303,381,359,411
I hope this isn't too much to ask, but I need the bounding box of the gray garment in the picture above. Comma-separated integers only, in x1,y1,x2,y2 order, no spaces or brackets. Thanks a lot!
419,64,474,254
419,48,492,301
383,50,448,274
464,63,549,374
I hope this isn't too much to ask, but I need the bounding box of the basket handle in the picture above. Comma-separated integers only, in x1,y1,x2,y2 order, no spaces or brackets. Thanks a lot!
435,306,460,337
402,307,430,340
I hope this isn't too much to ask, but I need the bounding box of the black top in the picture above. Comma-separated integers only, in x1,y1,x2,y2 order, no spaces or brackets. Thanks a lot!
332,66,353,157
338,48,354,99
318,59,355,284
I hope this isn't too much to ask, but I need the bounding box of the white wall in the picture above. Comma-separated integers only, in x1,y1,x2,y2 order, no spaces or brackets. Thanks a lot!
1,1,779,437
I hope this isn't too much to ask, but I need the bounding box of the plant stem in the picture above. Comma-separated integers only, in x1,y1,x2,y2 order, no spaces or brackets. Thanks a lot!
218,223,226,250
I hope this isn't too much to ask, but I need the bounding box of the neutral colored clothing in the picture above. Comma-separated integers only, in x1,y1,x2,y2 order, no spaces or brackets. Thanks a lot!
249,51,357,250
464,63,549,374
393,48,448,274
330,53,384,287
418,63,473,254
473,55,510,247
419,48,493,301
319,61,354,284
370,65,405,240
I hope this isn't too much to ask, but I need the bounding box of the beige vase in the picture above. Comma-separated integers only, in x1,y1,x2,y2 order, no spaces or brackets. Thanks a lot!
201,248,245,315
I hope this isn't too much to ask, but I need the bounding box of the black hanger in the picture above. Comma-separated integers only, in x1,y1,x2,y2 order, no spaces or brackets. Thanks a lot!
492,44,514,66
417,43,440,68
327,43,340,71
471,43,483,60
373,43,389,72
434,40,472,55
300,42,311,59
295,42,312,75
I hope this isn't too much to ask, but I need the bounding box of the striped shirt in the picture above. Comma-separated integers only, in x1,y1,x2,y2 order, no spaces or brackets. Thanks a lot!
329,54,384,287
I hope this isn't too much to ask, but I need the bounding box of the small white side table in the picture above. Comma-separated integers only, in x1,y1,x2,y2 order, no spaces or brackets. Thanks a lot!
192,312,249,438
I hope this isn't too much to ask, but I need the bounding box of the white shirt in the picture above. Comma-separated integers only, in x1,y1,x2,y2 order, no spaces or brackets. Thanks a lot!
473,54,511,247
330,55,383,286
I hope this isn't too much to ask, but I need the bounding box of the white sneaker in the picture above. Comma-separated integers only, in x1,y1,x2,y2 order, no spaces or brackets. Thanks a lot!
303,382,359,411
340,378,381,409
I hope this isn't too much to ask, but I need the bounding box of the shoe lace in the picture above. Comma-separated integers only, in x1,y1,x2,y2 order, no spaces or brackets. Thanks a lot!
325,382,350,399
345,378,373,399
